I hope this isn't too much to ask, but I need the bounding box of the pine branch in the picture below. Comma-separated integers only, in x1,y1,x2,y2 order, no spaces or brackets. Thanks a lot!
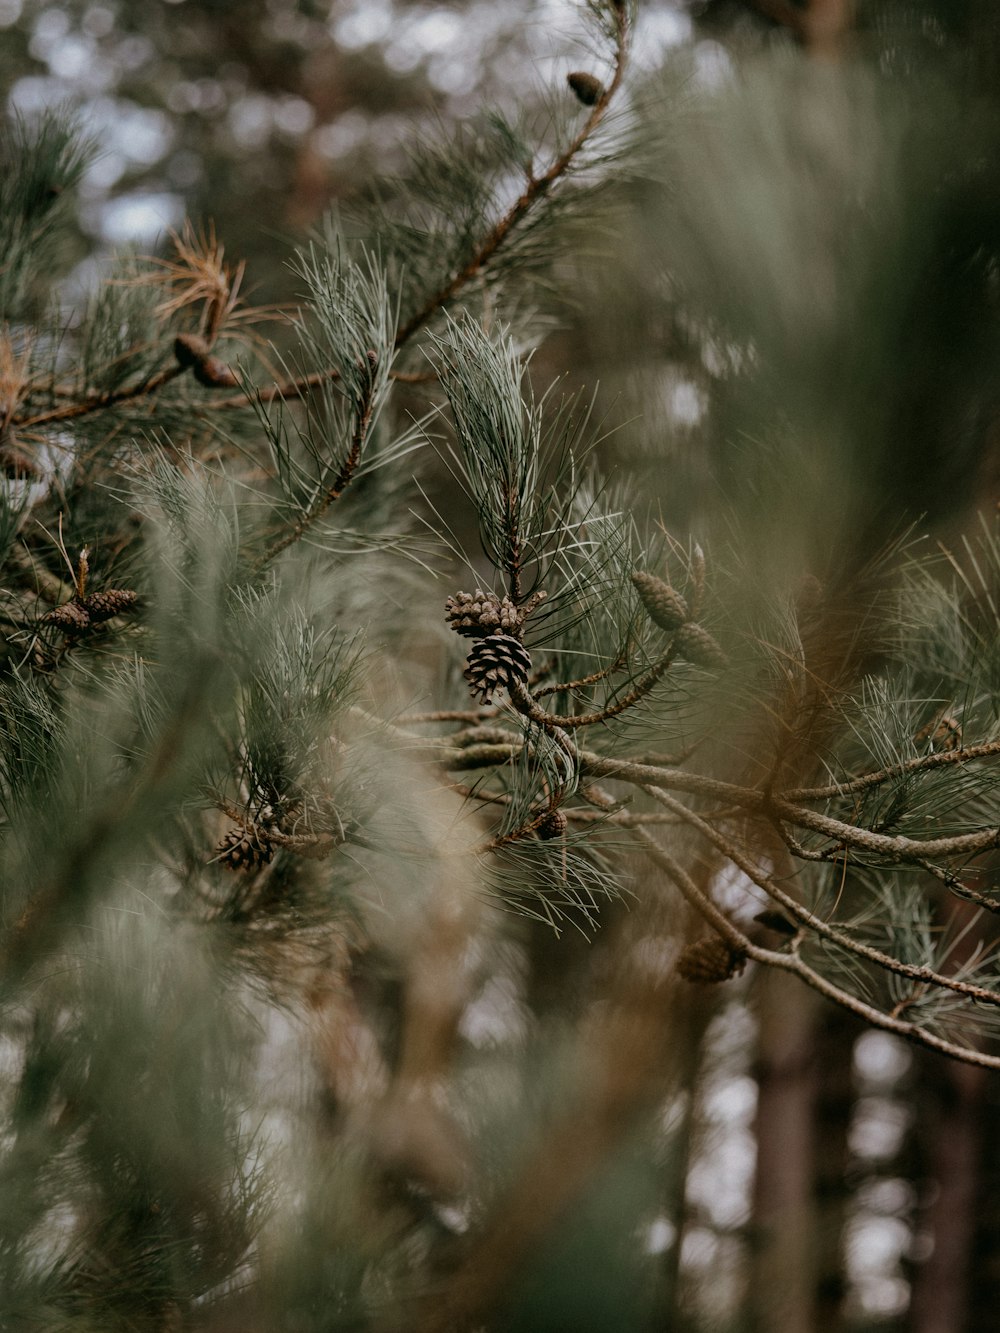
634,826,1000,1071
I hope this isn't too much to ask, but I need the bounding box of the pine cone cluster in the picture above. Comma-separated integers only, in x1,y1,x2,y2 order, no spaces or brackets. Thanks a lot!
631,569,727,669
446,589,521,639
677,936,747,984
463,633,532,704
42,589,138,634
214,825,274,872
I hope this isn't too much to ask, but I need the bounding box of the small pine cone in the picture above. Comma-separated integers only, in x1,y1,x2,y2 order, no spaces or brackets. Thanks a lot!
174,332,210,368
677,936,746,984
446,590,522,639
42,600,91,633
567,71,604,106
83,589,138,623
631,571,690,632
675,622,728,670
915,714,962,752
537,809,568,840
214,826,274,872
174,333,238,388
463,633,532,704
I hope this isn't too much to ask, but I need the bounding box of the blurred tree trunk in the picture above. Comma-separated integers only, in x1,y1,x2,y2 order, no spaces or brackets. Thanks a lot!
748,970,820,1333
908,1055,985,1333
908,896,991,1332
968,1066,1000,1331
812,1006,857,1331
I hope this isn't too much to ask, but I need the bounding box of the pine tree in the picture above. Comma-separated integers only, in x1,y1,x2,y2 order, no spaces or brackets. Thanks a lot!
3,2,1000,1328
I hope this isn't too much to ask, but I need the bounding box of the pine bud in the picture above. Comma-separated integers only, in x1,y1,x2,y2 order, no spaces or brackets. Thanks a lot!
631,571,690,632
567,71,604,106
677,936,746,984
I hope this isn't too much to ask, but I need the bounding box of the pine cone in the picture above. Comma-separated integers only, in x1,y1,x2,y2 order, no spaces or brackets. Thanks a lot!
42,600,91,633
174,333,238,388
463,633,532,704
214,826,274,872
83,589,138,623
677,936,746,984
631,571,690,632
537,809,568,840
567,71,604,106
915,714,962,752
446,590,521,638
675,622,728,670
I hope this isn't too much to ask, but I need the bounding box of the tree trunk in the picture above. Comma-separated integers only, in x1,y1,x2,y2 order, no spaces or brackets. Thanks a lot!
748,968,819,1333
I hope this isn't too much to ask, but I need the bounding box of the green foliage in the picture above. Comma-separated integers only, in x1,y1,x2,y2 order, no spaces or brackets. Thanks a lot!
3,3,1000,1328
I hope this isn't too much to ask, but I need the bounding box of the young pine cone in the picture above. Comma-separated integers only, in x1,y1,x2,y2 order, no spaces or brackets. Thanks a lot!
675,622,728,671
677,936,747,984
214,826,274,872
567,71,604,106
446,589,521,639
463,633,532,704
631,571,690,632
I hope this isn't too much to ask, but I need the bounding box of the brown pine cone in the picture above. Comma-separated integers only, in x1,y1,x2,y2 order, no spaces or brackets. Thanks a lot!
42,600,91,633
83,589,138,623
677,936,746,984
537,809,568,840
214,826,274,872
567,71,604,106
631,571,690,632
675,622,728,671
463,633,532,704
174,333,238,388
914,714,962,752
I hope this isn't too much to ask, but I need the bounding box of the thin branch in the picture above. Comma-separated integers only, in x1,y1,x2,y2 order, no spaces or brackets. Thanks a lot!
252,369,378,571
510,647,676,730
16,364,183,429
394,3,631,349
783,738,1000,803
